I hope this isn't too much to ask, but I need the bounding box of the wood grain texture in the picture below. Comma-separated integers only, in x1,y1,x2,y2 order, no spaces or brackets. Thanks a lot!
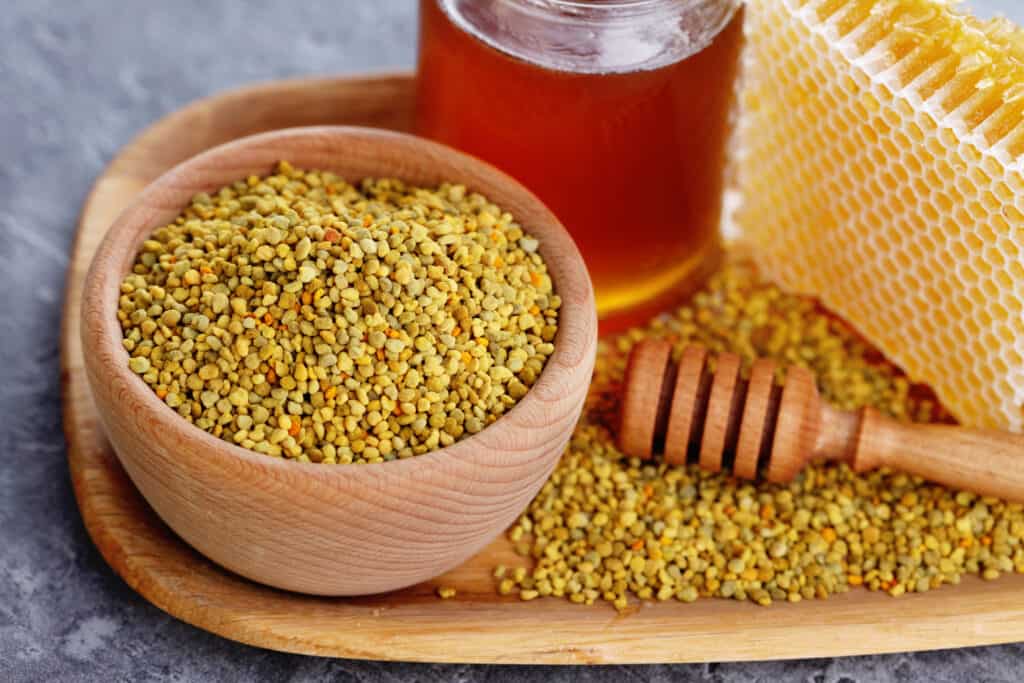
852,409,1024,501
62,74,1024,663
618,339,672,460
664,345,709,467
767,364,821,483
734,358,776,480
620,340,1024,501
699,353,742,474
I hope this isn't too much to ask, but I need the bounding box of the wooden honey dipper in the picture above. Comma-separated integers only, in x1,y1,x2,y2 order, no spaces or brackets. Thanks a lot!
619,339,1024,502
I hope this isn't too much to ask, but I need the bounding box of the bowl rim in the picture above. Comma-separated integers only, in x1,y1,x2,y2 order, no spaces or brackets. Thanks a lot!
80,125,597,480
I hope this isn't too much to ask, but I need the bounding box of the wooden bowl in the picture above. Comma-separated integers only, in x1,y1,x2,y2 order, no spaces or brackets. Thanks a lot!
79,126,597,596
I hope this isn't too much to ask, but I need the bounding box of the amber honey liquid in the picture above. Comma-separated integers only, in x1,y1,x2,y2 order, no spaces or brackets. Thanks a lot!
415,0,744,331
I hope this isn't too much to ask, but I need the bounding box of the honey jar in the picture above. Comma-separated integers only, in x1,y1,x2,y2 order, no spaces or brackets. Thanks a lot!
415,0,744,331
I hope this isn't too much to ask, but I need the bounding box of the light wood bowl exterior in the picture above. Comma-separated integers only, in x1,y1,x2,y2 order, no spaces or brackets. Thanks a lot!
79,126,597,596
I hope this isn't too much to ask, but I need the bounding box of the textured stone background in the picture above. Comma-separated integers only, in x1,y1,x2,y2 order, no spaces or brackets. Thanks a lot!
2,1,1023,681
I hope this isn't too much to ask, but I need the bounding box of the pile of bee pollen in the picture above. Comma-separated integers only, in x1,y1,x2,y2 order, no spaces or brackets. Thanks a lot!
117,162,560,464
497,261,1024,609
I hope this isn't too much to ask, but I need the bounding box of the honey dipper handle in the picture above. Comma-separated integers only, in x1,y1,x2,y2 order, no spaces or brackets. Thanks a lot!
853,408,1024,502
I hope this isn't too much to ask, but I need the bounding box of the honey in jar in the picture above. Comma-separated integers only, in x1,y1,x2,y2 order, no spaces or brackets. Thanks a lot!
415,0,744,331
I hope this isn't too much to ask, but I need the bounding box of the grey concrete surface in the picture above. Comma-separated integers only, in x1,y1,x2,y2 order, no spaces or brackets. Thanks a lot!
2,0,1023,681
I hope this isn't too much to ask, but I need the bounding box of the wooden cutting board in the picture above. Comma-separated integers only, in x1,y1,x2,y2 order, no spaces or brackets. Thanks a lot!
61,72,1024,663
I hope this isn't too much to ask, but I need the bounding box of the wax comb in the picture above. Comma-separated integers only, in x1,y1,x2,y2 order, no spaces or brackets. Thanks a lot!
737,0,1024,430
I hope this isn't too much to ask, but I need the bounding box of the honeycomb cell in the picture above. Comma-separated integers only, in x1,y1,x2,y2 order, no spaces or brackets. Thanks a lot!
981,156,1003,179
994,181,1013,203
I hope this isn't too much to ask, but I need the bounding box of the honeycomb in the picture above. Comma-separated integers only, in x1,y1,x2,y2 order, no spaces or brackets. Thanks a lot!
737,0,1024,430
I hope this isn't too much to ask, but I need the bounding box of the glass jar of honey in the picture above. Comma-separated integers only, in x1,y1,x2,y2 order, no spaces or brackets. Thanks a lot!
415,0,744,332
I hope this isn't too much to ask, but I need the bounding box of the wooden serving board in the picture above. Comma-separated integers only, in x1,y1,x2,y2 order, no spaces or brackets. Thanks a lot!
62,73,1024,663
